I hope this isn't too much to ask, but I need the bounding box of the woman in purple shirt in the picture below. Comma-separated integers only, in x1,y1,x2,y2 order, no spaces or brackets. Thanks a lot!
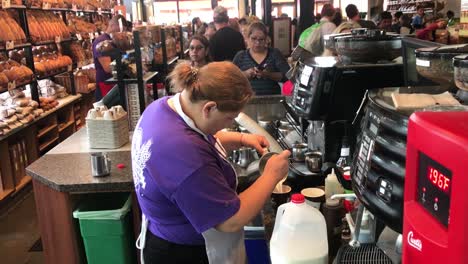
132,61,290,263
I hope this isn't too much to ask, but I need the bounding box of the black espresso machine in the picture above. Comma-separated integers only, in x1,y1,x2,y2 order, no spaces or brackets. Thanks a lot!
291,58,403,164
291,29,404,165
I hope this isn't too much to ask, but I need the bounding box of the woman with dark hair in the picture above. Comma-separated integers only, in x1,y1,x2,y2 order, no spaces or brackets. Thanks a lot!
132,61,290,263
233,22,290,95
332,7,343,26
188,35,211,68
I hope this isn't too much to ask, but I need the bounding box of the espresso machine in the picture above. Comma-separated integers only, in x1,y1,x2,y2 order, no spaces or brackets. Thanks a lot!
291,29,404,164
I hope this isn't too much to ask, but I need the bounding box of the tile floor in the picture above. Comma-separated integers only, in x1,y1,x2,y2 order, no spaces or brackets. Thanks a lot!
0,191,44,264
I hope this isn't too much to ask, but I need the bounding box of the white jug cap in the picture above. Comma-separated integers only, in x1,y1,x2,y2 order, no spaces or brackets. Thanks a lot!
326,198,340,206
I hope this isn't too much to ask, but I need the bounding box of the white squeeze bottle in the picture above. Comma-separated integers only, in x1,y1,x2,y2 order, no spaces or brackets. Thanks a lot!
270,194,328,264
325,169,344,200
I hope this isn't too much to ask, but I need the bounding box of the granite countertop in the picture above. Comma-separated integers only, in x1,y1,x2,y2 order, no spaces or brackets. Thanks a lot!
26,128,134,193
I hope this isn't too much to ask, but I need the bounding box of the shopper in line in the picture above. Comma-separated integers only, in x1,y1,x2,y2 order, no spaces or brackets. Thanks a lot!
377,11,393,32
132,61,290,263
92,14,130,101
446,10,456,27
233,22,290,95
412,6,425,29
392,11,403,33
416,19,447,41
399,14,414,35
188,35,211,68
209,6,246,61
303,4,337,57
204,22,216,40
345,4,377,29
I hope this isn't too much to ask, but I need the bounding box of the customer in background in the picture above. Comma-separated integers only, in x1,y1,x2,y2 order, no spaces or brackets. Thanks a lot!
447,10,456,26
399,14,414,35
192,17,203,34
303,4,337,57
391,11,403,33
377,11,393,31
92,14,130,101
416,19,447,41
332,8,343,27
229,18,241,32
412,6,425,29
345,4,377,29
209,6,246,61
132,61,290,263
188,35,211,68
233,22,290,95
204,22,216,40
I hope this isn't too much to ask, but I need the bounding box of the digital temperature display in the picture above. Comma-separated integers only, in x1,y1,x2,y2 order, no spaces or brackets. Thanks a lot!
417,152,452,227
427,166,451,193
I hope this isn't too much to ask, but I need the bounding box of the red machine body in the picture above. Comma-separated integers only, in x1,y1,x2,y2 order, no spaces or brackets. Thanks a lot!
403,111,468,263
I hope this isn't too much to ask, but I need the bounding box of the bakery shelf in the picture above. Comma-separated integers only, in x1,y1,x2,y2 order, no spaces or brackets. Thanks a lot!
0,189,14,201
2,4,26,9
105,71,159,85
37,123,58,138
32,38,73,46
0,42,31,52
58,120,74,132
14,175,32,192
38,136,59,152
37,69,70,80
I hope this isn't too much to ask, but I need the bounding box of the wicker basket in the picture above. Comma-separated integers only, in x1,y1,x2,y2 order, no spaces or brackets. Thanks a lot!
86,114,129,149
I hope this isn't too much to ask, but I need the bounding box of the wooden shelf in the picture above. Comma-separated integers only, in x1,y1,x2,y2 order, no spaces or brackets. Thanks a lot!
39,136,59,153
58,120,74,133
37,124,58,138
14,175,32,192
0,189,14,201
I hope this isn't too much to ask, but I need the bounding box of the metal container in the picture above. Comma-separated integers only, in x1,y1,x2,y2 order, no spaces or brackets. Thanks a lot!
334,29,402,63
90,152,111,177
291,143,308,162
305,151,323,172
454,54,468,91
415,44,468,91
235,147,257,168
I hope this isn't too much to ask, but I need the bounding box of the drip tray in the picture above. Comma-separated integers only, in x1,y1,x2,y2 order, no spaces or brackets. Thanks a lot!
335,244,393,264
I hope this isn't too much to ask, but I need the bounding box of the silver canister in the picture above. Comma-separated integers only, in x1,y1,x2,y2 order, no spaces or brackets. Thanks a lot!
90,152,111,177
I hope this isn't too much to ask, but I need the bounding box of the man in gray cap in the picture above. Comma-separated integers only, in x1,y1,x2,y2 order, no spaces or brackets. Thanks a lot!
209,6,246,61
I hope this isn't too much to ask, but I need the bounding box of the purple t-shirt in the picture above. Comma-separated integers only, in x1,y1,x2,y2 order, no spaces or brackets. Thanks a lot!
92,33,112,84
131,96,240,245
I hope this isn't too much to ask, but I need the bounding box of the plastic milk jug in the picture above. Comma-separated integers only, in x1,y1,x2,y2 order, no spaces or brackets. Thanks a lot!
270,194,328,264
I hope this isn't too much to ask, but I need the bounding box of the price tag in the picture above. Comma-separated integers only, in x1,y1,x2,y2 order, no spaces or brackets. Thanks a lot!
76,33,82,41
416,58,430,67
42,2,50,9
67,64,72,71
72,4,77,11
2,0,11,8
5,41,14,50
7,81,16,91
55,36,61,43
89,32,94,40
98,7,102,15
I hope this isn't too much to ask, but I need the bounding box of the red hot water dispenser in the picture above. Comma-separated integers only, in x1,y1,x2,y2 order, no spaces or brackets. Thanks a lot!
403,111,468,263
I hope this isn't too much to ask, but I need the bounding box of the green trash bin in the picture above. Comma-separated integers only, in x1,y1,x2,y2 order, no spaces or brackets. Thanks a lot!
73,193,136,264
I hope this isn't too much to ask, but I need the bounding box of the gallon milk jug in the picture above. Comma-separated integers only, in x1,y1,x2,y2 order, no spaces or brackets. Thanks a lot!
270,193,328,264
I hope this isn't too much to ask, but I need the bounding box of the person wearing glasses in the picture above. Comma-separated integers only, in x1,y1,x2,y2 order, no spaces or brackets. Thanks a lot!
132,61,291,263
188,35,211,68
233,22,290,95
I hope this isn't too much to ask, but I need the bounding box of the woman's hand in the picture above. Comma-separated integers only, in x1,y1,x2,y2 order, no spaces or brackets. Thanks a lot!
241,133,269,155
243,68,256,79
263,150,291,182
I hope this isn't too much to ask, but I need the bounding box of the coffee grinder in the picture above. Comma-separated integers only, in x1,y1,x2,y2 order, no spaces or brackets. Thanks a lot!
403,111,468,263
